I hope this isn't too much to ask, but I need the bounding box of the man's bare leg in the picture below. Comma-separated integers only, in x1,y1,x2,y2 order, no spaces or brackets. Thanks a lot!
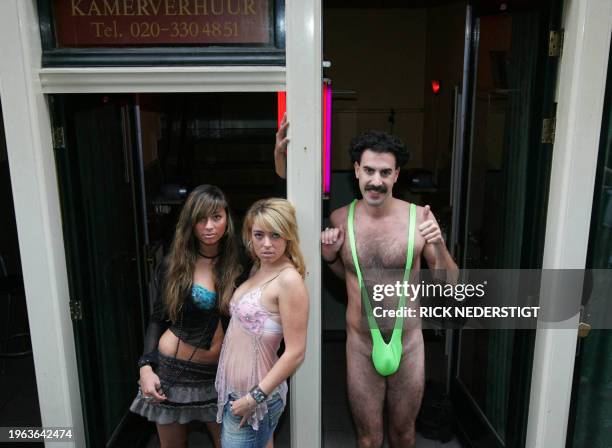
386,329,425,448
346,334,386,448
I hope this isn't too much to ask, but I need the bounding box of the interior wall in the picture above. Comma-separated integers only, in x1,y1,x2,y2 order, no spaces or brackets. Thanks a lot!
322,7,427,331
324,8,427,175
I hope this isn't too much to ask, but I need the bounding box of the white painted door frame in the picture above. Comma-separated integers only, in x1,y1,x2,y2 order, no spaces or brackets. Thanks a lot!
0,1,321,447
0,1,85,447
285,0,322,446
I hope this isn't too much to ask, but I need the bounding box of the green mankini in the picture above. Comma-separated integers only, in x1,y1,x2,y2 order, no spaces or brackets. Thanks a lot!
347,199,416,376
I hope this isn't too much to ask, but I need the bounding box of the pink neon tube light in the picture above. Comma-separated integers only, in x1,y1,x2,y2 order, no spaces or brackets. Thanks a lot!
323,80,332,196
277,82,332,196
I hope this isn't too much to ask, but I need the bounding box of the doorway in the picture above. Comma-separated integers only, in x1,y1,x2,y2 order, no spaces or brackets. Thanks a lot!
450,1,562,447
51,92,285,447
321,2,468,446
321,0,561,446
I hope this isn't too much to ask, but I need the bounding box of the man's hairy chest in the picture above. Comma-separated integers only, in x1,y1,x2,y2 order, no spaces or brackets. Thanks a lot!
342,224,410,274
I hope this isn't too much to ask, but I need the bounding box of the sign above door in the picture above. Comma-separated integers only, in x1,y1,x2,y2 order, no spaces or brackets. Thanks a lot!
38,0,285,66
54,0,272,46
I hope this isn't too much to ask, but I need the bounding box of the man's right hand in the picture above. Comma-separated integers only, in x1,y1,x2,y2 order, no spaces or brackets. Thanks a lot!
321,227,345,262
139,365,167,402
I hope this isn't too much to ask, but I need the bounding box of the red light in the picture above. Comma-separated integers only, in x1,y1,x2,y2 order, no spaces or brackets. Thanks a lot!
431,80,441,95
277,91,286,129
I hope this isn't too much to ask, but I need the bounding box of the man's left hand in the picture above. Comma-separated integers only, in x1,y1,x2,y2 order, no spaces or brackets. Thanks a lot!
418,205,443,244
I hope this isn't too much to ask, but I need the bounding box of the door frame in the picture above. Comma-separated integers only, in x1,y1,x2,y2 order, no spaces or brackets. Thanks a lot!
526,0,612,446
0,0,321,447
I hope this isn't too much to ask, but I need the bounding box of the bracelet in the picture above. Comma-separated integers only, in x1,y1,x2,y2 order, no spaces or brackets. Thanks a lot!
249,385,268,404
323,253,340,265
137,351,158,370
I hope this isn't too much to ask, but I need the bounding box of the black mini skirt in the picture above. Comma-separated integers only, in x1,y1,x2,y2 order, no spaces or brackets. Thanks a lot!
130,352,218,424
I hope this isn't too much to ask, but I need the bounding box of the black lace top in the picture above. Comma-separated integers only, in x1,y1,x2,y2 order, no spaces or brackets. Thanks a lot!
139,253,252,368
139,261,220,366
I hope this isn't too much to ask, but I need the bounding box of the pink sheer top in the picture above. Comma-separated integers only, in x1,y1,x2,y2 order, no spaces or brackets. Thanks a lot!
215,281,287,430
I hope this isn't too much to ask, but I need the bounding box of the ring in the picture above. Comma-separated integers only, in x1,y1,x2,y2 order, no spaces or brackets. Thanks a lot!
143,395,154,401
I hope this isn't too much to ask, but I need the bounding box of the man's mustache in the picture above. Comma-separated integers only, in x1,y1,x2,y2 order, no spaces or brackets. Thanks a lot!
365,185,387,194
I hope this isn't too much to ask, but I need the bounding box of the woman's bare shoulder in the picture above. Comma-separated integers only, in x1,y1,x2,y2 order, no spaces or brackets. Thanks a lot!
278,266,305,288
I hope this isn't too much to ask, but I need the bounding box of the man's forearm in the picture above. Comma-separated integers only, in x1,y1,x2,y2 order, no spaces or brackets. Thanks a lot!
432,244,459,284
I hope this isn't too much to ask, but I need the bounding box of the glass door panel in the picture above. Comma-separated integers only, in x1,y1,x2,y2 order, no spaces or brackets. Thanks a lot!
51,94,150,447
451,1,562,447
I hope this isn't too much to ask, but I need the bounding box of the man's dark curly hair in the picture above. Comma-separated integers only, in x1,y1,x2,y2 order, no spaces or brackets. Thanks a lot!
349,131,410,168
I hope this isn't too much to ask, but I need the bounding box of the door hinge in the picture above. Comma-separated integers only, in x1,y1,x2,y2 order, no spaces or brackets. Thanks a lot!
549,30,564,57
52,125,66,149
578,322,592,339
69,300,83,321
542,117,556,144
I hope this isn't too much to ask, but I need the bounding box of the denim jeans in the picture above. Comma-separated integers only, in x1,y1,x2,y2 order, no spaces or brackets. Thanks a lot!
221,394,284,448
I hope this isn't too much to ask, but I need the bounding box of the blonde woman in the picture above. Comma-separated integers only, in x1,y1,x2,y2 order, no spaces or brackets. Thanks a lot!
131,185,242,448
215,198,309,448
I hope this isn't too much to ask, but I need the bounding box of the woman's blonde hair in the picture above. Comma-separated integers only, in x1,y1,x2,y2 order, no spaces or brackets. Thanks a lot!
242,198,306,279
163,185,241,321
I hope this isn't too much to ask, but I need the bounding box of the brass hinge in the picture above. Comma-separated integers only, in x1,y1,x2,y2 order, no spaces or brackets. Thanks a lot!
69,300,83,321
578,322,592,338
52,125,66,149
542,117,556,144
549,30,564,57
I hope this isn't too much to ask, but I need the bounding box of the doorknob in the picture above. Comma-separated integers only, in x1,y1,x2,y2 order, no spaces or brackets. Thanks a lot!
578,322,591,338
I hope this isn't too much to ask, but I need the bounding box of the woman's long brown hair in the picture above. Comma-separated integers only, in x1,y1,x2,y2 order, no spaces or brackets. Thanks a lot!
163,185,241,320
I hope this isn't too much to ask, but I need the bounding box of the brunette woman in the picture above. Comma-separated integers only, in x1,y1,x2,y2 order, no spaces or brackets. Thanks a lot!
131,185,242,448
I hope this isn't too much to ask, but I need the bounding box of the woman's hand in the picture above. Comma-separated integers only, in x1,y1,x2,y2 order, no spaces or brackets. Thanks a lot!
139,365,167,403
230,394,257,427
274,114,289,179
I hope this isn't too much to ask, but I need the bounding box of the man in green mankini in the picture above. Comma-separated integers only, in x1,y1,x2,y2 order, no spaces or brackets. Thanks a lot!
321,131,458,448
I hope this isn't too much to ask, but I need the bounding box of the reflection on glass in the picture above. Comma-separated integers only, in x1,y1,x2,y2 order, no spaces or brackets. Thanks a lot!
459,10,541,442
